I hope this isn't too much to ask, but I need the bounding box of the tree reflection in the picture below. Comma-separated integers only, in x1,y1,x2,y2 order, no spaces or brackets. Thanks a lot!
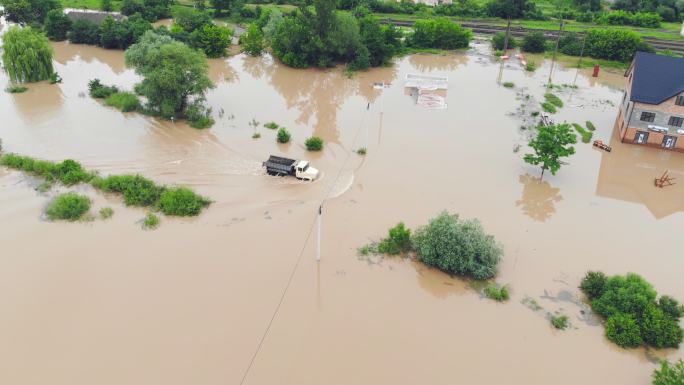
516,173,563,222
408,53,468,72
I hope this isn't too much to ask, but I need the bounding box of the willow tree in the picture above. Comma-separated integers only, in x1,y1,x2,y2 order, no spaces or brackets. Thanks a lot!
2,27,55,83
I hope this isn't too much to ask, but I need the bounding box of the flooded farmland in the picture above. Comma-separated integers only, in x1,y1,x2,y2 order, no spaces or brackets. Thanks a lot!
1,29,684,385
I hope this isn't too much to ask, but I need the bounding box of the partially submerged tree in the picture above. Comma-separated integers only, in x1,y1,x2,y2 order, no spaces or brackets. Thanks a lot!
0,0,61,25
653,360,684,385
240,23,265,56
524,123,577,180
125,31,213,120
2,26,55,83
44,9,72,41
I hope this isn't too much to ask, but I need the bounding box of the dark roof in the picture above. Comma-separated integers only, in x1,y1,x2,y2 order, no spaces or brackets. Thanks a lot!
66,11,125,25
629,52,684,105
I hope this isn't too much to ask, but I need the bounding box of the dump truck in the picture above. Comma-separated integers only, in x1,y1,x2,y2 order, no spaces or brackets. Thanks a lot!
263,155,320,181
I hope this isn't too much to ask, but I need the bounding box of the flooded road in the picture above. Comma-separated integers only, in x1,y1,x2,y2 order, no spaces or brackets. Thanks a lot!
1,35,684,385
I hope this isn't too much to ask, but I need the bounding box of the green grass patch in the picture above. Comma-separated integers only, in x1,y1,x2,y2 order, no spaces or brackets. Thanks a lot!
99,207,114,219
0,154,95,185
484,283,510,302
5,85,28,93
142,212,160,230
264,122,279,129
551,314,569,330
252,132,261,139
541,102,557,113
586,121,596,131
544,93,563,108
158,187,211,216
46,192,91,221
503,81,515,88
572,123,593,143
305,136,324,151
525,62,536,72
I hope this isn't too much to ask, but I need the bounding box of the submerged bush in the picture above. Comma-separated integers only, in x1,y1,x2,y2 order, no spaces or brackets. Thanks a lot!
99,207,114,219
572,123,593,143
581,271,684,349
5,85,28,93
46,192,91,221
522,32,546,53
412,211,502,280
158,187,211,216
142,212,160,229
277,127,291,143
541,102,557,114
653,360,684,385
89,79,119,98
264,122,279,129
503,82,514,88
491,32,517,51
105,92,141,112
544,93,563,108
305,136,324,151
586,121,596,131
551,314,569,329
0,154,94,185
484,283,509,302
93,174,163,207
377,222,412,255
186,99,214,129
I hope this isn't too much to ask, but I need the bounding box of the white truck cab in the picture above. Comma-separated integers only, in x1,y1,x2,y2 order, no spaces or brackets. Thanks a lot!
295,160,319,181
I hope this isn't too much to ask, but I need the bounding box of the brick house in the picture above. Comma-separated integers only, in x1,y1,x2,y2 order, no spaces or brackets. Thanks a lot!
615,52,684,152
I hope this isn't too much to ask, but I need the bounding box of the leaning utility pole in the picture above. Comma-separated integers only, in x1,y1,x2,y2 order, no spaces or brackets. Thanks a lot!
316,205,322,261
548,17,565,87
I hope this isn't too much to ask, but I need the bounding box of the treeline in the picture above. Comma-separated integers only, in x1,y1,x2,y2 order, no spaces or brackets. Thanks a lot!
0,0,172,25
244,1,472,70
493,29,653,62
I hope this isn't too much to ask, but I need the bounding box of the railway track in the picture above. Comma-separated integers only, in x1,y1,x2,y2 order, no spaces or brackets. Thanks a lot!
381,18,684,55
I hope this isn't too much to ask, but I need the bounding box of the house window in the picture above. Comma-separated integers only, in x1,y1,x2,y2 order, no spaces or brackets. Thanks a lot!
662,136,677,149
640,112,656,122
669,116,683,127
676,96,684,106
635,131,649,144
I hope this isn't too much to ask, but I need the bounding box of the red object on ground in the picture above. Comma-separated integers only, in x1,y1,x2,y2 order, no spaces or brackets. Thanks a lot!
592,64,600,77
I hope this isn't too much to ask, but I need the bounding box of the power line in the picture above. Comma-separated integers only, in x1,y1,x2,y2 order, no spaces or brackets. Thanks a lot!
237,98,371,385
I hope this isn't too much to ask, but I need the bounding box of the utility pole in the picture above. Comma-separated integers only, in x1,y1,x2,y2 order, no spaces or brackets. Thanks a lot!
316,205,322,261
548,18,565,87
572,33,587,86
503,17,512,51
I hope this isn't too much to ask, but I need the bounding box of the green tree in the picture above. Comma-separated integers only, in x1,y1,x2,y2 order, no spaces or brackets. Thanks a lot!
523,123,577,180
210,0,235,16
173,7,212,32
653,360,684,385
102,0,113,11
584,29,646,62
1,26,55,83
358,15,391,67
0,0,60,25
125,31,214,118
522,31,546,53
486,0,538,18
412,211,503,280
190,23,232,58
408,18,472,50
68,18,101,44
241,23,264,56
44,9,72,41
99,16,120,48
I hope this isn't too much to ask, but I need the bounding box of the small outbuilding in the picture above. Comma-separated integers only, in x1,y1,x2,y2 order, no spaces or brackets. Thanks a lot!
66,10,125,25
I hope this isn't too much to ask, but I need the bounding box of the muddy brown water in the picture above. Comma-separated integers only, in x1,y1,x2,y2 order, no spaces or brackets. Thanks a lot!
1,35,684,385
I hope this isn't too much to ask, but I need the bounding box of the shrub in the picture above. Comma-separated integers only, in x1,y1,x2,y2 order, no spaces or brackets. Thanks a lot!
586,121,596,131
653,360,684,385
5,85,28,93
525,62,536,72
377,222,412,255
46,192,91,221
0,154,94,185
491,32,517,50
142,212,160,229
186,99,215,129
99,207,114,219
583,272,684,349
241,23,264,56
606,313,643,348
522,32,546,53
88,79,119,99
158,187,211,216
105,92,141,112
584,29,644,62
544,93,563,108
503,82,514,88
572,123,593,143
484,283,509,302
551,314,569,330
68,18,101,45
580,271,607,299
541,102,557,113
305,136,324,151
559,33,583,56
277,127,291,143
357,147,367,155
93,174,162,207
252,132,261,139
412,211,502,280
264,122,279,129
45,9,72,41
409,18,472,50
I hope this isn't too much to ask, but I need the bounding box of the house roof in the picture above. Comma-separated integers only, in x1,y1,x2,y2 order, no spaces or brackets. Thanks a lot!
629,52,684,105
66,10,125,25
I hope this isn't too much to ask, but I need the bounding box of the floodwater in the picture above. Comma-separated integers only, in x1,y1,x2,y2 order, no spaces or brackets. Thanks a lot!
1,32,684,385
